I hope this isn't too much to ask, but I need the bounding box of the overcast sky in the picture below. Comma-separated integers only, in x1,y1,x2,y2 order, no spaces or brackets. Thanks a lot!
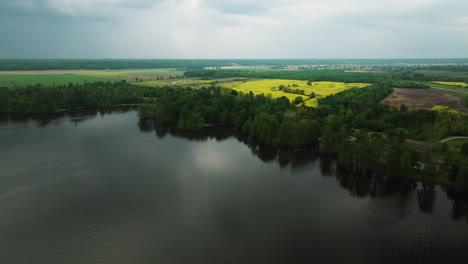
1,0,467,59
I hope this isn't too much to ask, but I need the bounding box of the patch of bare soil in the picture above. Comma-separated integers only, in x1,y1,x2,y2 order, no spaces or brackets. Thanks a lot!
381,88,468,114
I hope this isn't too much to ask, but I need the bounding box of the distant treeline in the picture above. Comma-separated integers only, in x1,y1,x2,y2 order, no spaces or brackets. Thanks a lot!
185,70,431,87
0,59,230,71
411,65,468,73
1,59,468,71
186,69,391,82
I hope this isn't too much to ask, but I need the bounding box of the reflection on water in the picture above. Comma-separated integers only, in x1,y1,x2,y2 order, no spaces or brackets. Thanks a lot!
1,108,468,263
138,117,468,223
139,120,322,169
0,106,137,129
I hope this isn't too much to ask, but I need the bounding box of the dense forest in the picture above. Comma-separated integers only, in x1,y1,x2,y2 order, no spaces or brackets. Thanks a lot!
1,59,468,71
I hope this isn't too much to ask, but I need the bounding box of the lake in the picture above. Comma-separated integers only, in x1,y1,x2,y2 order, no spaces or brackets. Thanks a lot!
1,108,467,263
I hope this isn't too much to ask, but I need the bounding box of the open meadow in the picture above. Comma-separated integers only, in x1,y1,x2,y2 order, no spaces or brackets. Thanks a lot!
0,74,117,88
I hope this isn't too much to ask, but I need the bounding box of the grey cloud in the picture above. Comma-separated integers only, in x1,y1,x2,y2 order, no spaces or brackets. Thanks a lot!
0,0,467,58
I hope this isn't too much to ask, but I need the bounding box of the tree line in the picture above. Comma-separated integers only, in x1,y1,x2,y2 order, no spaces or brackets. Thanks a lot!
184,70,437,86
138,86,322,146
0,80,166,113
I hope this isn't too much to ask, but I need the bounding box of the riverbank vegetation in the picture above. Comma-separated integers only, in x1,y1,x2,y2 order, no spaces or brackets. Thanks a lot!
0,81,153,113
136,81,468,192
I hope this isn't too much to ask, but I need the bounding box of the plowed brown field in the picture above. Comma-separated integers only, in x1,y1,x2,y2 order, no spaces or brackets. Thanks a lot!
382,88,468,113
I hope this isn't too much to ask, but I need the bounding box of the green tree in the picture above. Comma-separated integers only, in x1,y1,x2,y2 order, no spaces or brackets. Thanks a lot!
294,96,303,105
461,143,468,156
0,87,10,112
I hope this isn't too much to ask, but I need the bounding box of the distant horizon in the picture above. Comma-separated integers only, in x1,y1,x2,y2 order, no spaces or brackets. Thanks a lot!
1,58,468,60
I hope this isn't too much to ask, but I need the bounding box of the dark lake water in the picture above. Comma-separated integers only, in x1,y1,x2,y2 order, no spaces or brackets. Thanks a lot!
1,108,468,264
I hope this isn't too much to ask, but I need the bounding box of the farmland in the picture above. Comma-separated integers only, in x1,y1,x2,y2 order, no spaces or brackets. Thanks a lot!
77,69,185,82
136,77,236,88
382,88,468,113
430,81,468,94
138,77,370,107
0,69,186,88
0,74,118,88
432,81,468,88
1,67,466,110
220,79,370,107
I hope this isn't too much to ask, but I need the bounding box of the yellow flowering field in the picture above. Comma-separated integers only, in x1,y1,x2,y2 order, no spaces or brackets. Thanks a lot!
221,79,370,107
135,77,371,107
432,82,468,87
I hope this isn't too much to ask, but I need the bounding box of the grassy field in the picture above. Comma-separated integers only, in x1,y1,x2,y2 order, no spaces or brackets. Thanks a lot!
0,74,118,88
78,69,185,81
221,79,370,107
